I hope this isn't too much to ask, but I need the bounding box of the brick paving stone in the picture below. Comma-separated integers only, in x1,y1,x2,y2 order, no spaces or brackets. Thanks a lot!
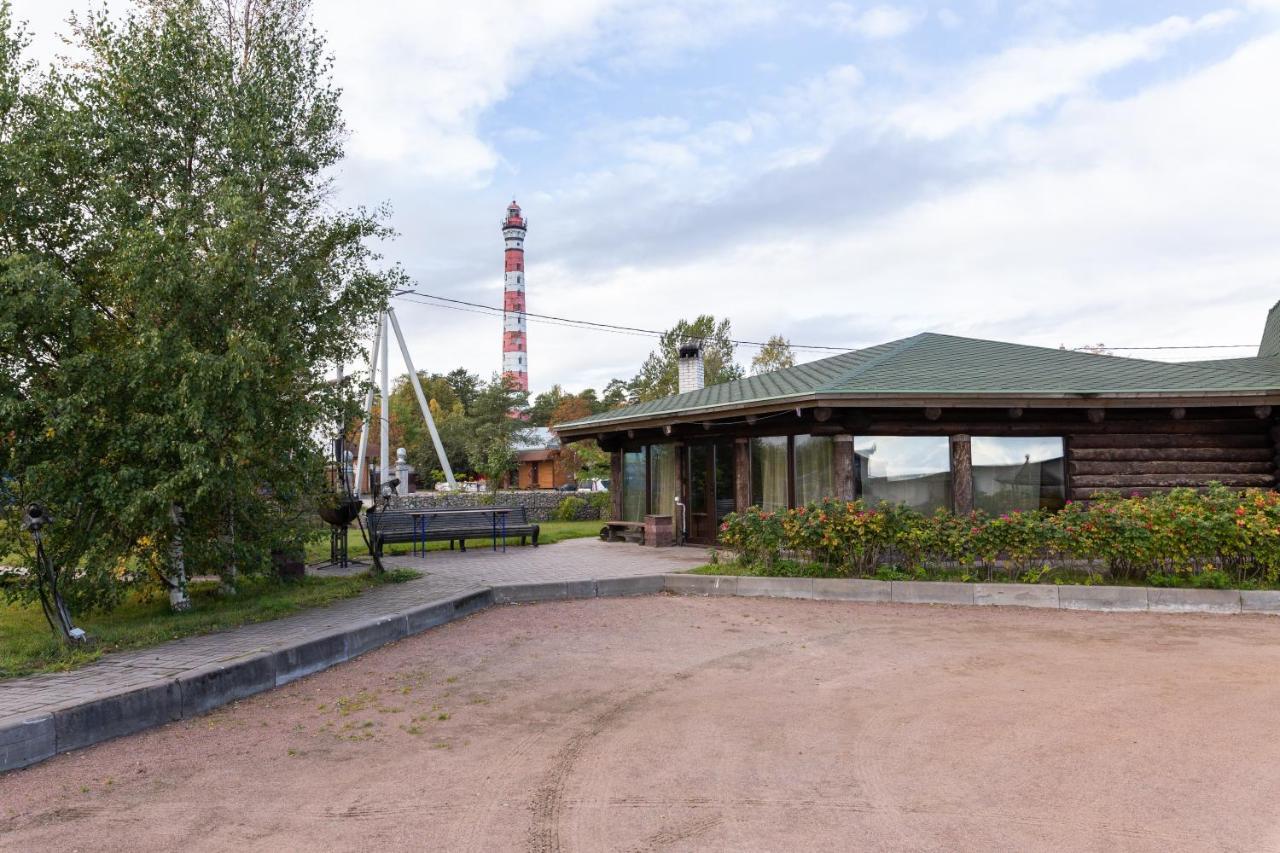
0,540,705,729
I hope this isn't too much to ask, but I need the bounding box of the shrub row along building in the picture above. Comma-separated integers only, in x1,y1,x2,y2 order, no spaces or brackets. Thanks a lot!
555,304,1280,545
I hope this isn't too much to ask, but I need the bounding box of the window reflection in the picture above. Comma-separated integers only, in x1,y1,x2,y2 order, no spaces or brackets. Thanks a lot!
972,437,1065,513
622,450,645,521
855,436,951,512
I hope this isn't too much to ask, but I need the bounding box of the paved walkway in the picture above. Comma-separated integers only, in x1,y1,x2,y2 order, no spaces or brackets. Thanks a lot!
0,540,707,727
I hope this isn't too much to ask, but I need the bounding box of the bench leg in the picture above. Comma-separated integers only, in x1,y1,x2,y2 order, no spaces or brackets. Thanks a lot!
520,536,526,546
532,531,539,547
449,540,454,550
459,539,466,553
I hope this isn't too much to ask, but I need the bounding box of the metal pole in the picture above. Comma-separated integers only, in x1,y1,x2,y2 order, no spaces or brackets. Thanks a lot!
379,310,390,494
354,317,382,496
387,307,457,486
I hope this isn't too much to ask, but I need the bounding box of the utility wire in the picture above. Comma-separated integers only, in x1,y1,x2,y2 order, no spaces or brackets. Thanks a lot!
394,290,1255,355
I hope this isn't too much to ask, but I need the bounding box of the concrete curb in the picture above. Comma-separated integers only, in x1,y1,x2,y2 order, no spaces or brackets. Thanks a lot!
6,571,1278,775
660,574,1277,621
0,587,496,775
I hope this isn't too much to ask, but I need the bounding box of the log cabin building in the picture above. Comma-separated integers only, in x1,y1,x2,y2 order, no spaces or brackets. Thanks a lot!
554,305,1280,545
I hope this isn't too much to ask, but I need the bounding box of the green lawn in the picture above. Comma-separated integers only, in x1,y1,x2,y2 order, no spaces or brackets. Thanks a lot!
0,570,418,681
305,519,604,563
2,520,603,681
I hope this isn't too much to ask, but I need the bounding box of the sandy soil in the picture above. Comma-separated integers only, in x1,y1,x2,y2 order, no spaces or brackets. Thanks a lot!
4,596,1280,852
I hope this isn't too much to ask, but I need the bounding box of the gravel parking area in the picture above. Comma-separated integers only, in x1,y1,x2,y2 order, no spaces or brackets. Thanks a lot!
4,596,1280,852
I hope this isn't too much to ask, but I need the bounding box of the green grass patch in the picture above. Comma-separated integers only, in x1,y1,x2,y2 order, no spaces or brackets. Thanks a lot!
305,519,603,563
0,569,419,681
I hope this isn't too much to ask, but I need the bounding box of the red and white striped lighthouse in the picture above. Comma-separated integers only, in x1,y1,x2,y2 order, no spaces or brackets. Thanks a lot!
501,200,529,393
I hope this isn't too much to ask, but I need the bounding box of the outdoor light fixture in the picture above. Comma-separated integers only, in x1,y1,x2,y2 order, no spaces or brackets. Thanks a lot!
22,503,87,644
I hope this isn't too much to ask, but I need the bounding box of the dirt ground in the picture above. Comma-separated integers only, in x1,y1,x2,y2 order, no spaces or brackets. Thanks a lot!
5,597,1280,852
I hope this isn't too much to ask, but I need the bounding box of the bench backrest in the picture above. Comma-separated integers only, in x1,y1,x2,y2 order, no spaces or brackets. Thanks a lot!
369,506,532,534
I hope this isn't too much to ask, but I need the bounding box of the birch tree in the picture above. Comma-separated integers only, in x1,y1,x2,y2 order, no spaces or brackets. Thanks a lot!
0,0,397,615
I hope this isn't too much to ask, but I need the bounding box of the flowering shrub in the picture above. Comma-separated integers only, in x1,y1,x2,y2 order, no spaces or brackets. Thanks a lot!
717,486,1280,587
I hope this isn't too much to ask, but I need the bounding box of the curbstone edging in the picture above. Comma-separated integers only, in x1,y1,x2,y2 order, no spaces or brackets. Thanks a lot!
735,577,816,599
596,575,666,597
892,581,975,606
0,714,55,772
178,653,278,718
1058,585,1149,612
1147,588,1241,614
10,566,1280,776
974,583,1060,609
811,577,892,602
274,633,348,687
663,573,738,597
53,681,181,753
1241,590,1280,614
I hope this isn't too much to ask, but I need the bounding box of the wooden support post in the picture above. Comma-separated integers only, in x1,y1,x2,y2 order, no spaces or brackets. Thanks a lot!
834,435,855,501
950,434,973,515
610,450,623,521
734,437,751,513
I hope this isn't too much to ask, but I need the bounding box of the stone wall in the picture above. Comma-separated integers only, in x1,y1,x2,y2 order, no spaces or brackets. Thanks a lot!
391,490,607,522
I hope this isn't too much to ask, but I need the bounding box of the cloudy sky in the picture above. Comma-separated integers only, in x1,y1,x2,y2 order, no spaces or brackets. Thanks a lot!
12,0,1280,397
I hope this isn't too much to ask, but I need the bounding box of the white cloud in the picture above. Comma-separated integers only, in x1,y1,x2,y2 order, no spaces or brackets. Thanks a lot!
824,3,924,39
888,11,1240,139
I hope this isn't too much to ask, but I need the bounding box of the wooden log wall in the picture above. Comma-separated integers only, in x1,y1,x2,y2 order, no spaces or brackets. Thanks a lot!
1064,418,1275,501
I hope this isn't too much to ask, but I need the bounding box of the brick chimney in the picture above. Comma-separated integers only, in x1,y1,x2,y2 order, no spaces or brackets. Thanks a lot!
678,342,704,394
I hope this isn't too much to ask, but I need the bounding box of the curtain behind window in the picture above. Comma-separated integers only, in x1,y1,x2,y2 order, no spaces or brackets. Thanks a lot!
794,435,835,505
751,436,789,512
648,444,678,517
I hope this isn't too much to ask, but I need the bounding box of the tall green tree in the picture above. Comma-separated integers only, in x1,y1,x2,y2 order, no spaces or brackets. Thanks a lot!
751,334,796,374
464,375,531,489
629,315,743,402
600,378,631,410
444,367,480,414
0,0,397,616
527,384,566,426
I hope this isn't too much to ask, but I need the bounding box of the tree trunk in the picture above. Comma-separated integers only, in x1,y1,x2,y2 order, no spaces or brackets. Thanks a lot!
168,503,192,611
219,512,238,597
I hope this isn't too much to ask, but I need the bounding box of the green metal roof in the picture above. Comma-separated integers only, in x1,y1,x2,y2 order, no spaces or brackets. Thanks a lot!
557,332,1280,432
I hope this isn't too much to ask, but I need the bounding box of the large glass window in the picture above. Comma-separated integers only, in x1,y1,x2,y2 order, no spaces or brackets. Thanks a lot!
855,436,951,512
751,436,789,512
972,437,1066,514
648,444,678,517
621,450,645,521
794,435,835,505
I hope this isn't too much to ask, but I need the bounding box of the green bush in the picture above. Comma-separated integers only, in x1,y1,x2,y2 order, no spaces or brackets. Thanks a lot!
554,496,587,522
586,491,611,519
717,486,1280,588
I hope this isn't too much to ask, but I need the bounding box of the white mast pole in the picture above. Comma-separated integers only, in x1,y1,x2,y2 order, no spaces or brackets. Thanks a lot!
354,317,382,496
388,307,456,487
379,311,391,492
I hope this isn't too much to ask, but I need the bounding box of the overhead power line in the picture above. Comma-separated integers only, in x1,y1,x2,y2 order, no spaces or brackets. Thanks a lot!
394,290,1255,355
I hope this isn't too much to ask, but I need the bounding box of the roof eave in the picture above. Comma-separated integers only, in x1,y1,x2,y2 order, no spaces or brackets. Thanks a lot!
554,388,1280,438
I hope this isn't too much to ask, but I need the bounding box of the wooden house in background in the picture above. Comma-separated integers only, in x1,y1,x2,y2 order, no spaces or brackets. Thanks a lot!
511,427,571,490
555,302,1280,545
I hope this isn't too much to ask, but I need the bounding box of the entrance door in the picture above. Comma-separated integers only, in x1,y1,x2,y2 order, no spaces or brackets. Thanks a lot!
687,441,735,544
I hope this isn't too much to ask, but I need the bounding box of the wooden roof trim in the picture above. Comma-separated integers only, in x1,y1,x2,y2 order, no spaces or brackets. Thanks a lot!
554,391,1280,439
